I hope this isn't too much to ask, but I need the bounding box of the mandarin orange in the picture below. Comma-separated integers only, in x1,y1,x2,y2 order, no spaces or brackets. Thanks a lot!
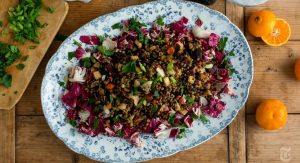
256,99,287,130
248,10,276,37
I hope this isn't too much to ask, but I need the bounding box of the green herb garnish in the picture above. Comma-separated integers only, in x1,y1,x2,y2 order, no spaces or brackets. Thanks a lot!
150,106,158,116
116,130,123,137
99,33,109,42
113,114,121,123
222,50,236,76
29,45,36,49
170,76,177,84
199,114,209,123
92,118,100,129
186,96,195,106
0,21,3,27
0,74,12,88
0,42,21,88
153,90,159,98
122,61,138,74
82,57,92,68
156,74,163,82
58,81,65,87
97,45,114,57
177,128,186,139
217,37,228,52
139,98,147,106
16,63,25,70
167,62,174,73
8,0,44,43
109,94,114,105
68,119,77,127
111,22,123,30
167,113,176,125
157,16,164,26
68,52,75,61
47,6,55,13
138,62,146,73
73,39,82,47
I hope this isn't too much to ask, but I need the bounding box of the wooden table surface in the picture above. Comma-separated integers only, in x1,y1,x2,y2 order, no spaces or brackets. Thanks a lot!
1,0,300,162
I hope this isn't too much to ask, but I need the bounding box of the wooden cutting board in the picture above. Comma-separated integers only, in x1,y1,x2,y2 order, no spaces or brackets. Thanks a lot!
0,0,68,110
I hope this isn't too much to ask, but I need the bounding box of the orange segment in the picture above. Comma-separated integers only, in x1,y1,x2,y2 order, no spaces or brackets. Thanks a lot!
256,99,288,130
261,18,291,46
295,59,300,81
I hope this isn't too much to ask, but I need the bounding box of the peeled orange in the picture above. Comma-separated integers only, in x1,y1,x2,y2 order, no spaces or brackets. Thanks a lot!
248,10,276,37
261,18,291,46
256,99,288,130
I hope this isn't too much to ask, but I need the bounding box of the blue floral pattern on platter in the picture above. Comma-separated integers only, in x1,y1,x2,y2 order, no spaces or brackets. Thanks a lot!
41,0,253,162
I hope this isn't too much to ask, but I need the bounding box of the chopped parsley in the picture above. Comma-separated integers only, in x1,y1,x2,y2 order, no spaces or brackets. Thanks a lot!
8,0,44,43
153,90,159,98
157,16,164,26
68,52,75,61
186,96,195,106
16,63,25,70
73,39,82,47
122,61,138,74
97,45,114,57
29,45,36,49
68,119,77,127
138,62,146,73
217,37,228,52
167,113,176,125
81,57,92,68
47,6,55,13
92,118,100,129
0,42,21,88
58,81,65,87
199,114,209,123
111,22,123,30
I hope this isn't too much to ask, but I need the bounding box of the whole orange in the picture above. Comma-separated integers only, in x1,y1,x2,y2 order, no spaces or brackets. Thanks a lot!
295,59,300,80
256,99,287,130
248,10,276,37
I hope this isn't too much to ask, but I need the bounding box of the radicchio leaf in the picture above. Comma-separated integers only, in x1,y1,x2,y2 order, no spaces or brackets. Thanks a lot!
62,83,82,108
184,115,193,128
79,35,100,45
208,33,220,48
129,132,144,147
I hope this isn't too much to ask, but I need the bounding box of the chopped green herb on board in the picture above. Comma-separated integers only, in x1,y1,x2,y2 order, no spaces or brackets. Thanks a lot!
8,0,44,43
47,6,55,13
0,42,22,88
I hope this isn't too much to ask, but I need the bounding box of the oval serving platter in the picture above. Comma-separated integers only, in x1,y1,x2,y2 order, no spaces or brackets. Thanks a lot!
41,0,253,162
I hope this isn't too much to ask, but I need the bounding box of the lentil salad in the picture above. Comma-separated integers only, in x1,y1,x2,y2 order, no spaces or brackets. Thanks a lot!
61,16,235,146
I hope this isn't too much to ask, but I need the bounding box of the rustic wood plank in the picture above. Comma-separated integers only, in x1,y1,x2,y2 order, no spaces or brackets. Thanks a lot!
16,116,74,163
0,108,15,163
225,2,246,163
76,130,228,163
246,41,300,113
245,0,300,41
247,114,300,163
